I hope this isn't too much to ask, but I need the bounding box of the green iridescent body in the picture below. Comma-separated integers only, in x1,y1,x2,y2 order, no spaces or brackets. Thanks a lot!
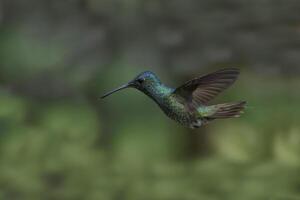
102,69,246,129
139,82,200,127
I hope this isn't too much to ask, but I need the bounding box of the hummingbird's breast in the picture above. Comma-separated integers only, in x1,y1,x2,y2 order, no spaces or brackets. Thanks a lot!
141,83,196,127
158,95,194,126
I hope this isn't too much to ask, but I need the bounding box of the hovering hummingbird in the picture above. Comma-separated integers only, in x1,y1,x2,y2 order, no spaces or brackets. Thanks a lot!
102,68,246,128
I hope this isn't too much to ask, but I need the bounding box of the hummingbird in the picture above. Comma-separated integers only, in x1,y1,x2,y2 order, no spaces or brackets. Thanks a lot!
101,68,246,128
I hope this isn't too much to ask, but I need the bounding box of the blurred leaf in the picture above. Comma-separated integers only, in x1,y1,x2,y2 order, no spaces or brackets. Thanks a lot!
274,128,300,166
0,92,28,127
39,102,101,145
210,123,270,162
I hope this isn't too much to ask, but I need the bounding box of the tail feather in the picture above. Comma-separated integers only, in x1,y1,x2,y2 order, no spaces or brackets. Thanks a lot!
205,101,246,119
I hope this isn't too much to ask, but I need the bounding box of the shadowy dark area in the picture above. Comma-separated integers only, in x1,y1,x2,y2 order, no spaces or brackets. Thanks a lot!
0,0,300,199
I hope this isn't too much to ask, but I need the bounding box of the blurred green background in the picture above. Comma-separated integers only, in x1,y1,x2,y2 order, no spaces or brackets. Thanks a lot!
0,0,300,199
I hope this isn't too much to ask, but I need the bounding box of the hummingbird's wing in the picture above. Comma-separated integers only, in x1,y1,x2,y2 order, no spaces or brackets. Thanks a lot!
173,68,240,108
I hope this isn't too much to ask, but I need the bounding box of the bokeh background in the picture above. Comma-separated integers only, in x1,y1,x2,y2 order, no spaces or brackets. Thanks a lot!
0,0,300,199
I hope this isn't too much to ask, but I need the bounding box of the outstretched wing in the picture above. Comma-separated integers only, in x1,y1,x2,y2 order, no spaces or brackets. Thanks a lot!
173,68,240,108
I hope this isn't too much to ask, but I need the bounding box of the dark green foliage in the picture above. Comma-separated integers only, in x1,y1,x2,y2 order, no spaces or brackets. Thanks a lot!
0,80,300,199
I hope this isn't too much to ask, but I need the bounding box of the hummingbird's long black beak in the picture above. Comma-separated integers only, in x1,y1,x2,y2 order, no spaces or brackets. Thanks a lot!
101,82,133,99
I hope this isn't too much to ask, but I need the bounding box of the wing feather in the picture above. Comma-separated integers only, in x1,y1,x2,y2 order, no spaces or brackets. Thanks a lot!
173,68,240,108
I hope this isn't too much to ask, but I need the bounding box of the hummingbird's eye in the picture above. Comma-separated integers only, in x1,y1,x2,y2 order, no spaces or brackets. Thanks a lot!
137,78,145,84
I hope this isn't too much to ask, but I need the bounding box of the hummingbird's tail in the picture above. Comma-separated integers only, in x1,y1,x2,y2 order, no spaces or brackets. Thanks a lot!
200,101,247,120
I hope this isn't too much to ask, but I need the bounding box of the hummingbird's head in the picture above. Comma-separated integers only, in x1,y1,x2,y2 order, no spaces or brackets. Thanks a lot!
101,71,161,99
131,71,161,90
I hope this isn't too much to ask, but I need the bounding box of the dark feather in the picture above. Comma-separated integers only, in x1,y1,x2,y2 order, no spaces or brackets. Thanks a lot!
173,68,240,108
